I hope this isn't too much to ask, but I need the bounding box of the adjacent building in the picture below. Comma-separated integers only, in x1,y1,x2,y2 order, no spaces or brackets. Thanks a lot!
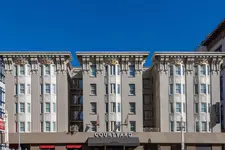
0,51,225,150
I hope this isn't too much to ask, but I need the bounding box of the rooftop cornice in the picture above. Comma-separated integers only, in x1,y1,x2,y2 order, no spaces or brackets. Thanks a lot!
76,51,150,56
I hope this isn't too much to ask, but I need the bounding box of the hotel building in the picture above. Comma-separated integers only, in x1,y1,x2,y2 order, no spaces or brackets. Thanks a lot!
0,51,225,150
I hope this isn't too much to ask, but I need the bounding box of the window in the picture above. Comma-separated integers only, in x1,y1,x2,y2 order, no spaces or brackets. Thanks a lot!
182,84,185,94
91,121,97,132
45,103,51,113
45,65,50,75
200,65,206,75
90,84,97,95
195,103,199,113
176,121,181,131
20,103,25,113
195,122,199,132
117,84,120,94
202,121,207,131
90,102,97,114
40,84,43,94
53,122,56,131
183,103,186,113
41,122,43,132
194,84,199,94
118,103,121,112
79,79,83,88
110,84,116,94
117,122,121,131
53,103,56,112
111,121,116,132
105,84,108,94
90,65,97,77
129,65,135,77
40,103,43,113
20,84,25,94
129,84,135,95
45,121,51,132
45,84,51,94
176,103,181,112
208,103,211,113
200,84,206,94
130,121,136,132
20,65,25,75
143,79,150,88
27,103,31,113
207,84,210,94
110,65,116,75
175,84,181,94
170,121,174,132
0,62,5,83
129,102,136,114
106,103,108,113
105,66,108,75
111,102,116,112
15,84,18,95
169,65,173,76
20,122,25,132
52,84,56,94
143,95,150,105
175,65,181,75
27,84,31,94
207,65,210,75
169,84,173,95
52,65,56,75
27,122,31,132
117,65,120,75
201,103,207,112
15,103,18,113
144,111,151,120
170,103,174,113
194,66,198,76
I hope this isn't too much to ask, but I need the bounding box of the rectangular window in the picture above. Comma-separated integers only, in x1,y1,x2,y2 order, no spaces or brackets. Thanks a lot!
45,121,51,132
202,121,207,131
208,84,210,94
176,103,181,112
175,65,181,75
27,84,31,94
40,84,43,94
45,103,51,113
53,103,56,113
200,84,206,94
117,122,121,131
79,79,83,88
183,103,186,112
52,122,56,131
117,65,120,75
118,103,121,112
169,84,173,95
41,103,43,113
45,65,50,75
129,84,135,95
27,122,31,132
110,65,116,75
182,84,185,94
41,122,43,132
143,95,150,105
111,102,116,112
194,84,199,94
169,65,173,76
45,84,51,94
91,102,97,114
106,103,108,113
20,84,25,94
110,83,116,94
117,84,120,94
52,84,56,94
170,103,174,113
90,65,97,77
27,103,31,113
176,121,181,131
15,103,18,113
90,84,97,95
201,103,207,112
207,65,210,75
195,103,199,113
15,84,18,95
175,84,181,94
20,103,25,113
91,121,97,132
194,66,198,76
105,66,108,75
143,79,150,88
129,65,135,77
170,121,174,132
200,65,206,75
196,122,199,132
130,121,136,132
129,102,136,114
20,122,25,132
20,65,25,75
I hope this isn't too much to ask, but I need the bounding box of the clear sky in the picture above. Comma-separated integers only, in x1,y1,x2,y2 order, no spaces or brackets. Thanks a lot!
0,0,224,66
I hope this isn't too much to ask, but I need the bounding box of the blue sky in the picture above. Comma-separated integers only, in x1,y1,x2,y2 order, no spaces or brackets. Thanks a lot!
0,0,224,66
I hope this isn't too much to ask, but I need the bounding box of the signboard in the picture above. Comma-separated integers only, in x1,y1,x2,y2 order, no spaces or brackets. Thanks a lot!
0,118,5,130
94,132,132,138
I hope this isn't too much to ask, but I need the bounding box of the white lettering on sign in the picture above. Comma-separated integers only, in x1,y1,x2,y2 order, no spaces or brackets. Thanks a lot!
94,132,132,138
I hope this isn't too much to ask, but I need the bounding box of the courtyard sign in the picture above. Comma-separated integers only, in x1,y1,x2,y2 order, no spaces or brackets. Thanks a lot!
94,132,132,138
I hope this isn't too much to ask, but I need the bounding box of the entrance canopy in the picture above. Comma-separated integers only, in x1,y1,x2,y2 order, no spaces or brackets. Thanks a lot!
87,137,140,147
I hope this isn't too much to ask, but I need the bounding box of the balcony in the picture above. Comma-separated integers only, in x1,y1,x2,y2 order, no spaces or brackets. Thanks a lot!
143,127,160,132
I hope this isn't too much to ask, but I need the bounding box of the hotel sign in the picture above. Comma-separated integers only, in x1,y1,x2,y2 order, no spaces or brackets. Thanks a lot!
94,132,132,138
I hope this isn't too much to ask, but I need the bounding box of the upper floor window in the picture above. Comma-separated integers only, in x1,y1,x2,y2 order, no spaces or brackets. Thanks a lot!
194,66,198,76
194,84,199,95
129,65,135,77
110,65,116,75
195,103,199,113
169,65,173,76
201,103,207,112
129,84,135,96
129,102,136,114
45,103,51,113
91,121,97,132
110,84,116,94
20,65,25,75
52,84,56,94
170,103,174,113
176,103,181,112
130,121,136,132
118,103,121,112
170,121,174,132
45,84,51,94
0,63,5,83
20,122,25,132
200,65,206,75
202,121,207,131
20,103,25,113
45,65,50,75
200,84,206,94
90,84,97,95
106,103,108,113
169,84,173,95
45,121,51,132
52,122,56,132
117,65,120,75
175,65,181,75
143,79,150,88
143,95,150,105
195,122,200,132
176,121,181,131
175,84,181,94
111,102,116,112
27,103,31,113
90,65,96,77
90,102,97,114
105,66,108,76
117,84,120,94
207,65,210,75
19,84,25,94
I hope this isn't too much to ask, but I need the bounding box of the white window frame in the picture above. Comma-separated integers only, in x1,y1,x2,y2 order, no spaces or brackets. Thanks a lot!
27,103,31,113
90,84,97,95
45,65,51,75
45,102,51,113
176,102,181,112
20,103,25,113
20,122,25,132
19,65,25,75
90,102,97,114
45,121,51,132
19,84,25,94
45,84,51,94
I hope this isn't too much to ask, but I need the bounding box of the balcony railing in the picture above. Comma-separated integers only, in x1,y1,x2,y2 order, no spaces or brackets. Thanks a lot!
143,127,160,132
